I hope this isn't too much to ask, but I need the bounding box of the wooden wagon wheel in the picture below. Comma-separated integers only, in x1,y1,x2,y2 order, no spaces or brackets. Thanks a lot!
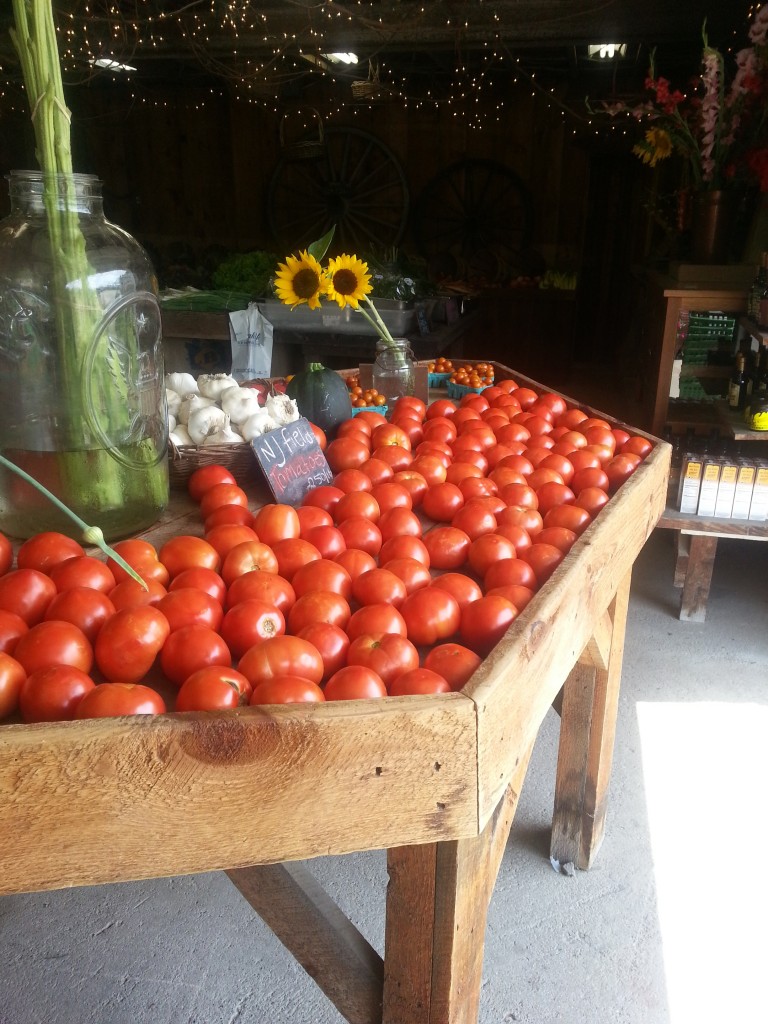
413,158,534,266
266,126,409,253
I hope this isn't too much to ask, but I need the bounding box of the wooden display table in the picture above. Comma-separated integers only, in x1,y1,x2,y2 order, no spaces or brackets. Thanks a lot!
0,369,670,1024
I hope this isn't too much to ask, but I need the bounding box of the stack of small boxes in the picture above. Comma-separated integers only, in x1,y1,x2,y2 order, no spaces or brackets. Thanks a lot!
678,450,768,520
678,311,739,402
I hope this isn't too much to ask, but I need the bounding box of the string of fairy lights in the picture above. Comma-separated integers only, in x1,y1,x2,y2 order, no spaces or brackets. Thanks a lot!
0,0,758,138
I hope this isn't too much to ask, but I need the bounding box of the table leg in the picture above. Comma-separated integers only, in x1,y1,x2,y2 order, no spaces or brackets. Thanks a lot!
550,570,631,872
673,531,690,587
678,533,718,622
382,747,532,1024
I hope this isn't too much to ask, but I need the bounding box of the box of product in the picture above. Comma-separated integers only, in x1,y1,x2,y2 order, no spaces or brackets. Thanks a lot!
713,461,738,518
696,459,722,517
731,463,757,520
748,464,768,521
678,454,703,513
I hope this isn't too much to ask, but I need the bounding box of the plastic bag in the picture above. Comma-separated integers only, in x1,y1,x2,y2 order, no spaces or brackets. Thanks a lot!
229,302,274,381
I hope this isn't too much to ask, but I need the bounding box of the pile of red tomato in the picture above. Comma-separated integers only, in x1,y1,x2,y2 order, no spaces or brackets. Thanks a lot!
0,375,654,724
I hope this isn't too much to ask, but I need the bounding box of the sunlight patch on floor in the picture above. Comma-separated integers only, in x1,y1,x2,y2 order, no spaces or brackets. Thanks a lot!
636,701,768,1024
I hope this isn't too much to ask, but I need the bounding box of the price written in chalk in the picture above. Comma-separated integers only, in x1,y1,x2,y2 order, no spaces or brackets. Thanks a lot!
250,417,333,505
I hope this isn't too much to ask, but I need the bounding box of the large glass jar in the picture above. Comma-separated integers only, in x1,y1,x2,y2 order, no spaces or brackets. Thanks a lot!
372,337,416,407
0,171,168,540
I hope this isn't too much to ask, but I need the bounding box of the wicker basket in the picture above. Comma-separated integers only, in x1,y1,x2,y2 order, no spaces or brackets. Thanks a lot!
168,440,260,490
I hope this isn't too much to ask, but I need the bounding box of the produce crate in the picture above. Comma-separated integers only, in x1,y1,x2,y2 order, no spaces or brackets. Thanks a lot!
259,297,416,337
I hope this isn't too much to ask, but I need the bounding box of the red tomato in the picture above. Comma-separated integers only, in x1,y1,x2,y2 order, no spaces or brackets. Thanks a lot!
379,535,430,567
426,398,457,419
324,665,387,701
409,455,447,488
16,532,85,574
159,535,221,578
423,643,482,692
175,666,251,712
392,395,427,420
387,418,423,448
520,542,566,584
378,508,422,543
297,504,334,535
346,603,407,641
220,599,285,658
325,436,371,473
0,651,25,719
238,635,325,686
160,624,232,686
605,454,642,492
360,457,397,485
556,407,589,430
108,577,167,611
445,462,484,486
199,482,249,519
543,504,592,535
221,541,279,585
169,566,227,605
467,533,517,577
372,423,412,451
571,467,610,493
400,587,461,646
486,584,536,610
226,571,296,614
388,668,451,696
291,558,352,601
422,482,465,523
203,504,256,531
188,463,237,502
0,608,29,654
459,594,518,655
337,516,383,557
428,573,483,610
288,590,351,634
309,422,327,451
355,410,388,432
459,476,499,502
203,523,260,561
296,622,350,682
249,676,326,704
334,548,378,582
332,468,373,494
370,481,412,514
333,491,380,524
19,664,95,722
48,555,115,594
371,445,413,473
392,470,429,507
95,605,171,683
497,506,543,536
620,435,654,458
301,485,345,515
346,632,420,687
381,557,432,595
252,503,301,545
337,419,372,442
484,557,537,591
574,487,611,516
43,587,115,644
352,568,408,608
302,524,347,560
106,539,169,587
422,526,471,571
156,588,223,633
535,481,576,517
270,538,323,581
536,526,578,554
422,419,457,447
76,683,166,718
0,532,12,577
451,500,497,540
0,568,57,625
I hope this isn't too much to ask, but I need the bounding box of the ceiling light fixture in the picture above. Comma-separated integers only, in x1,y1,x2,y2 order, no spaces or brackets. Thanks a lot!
90,57,137,72
322,52,358,65
587,43,627,60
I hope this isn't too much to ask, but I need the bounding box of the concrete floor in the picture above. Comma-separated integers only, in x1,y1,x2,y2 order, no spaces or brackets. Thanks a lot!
2,527,768,1024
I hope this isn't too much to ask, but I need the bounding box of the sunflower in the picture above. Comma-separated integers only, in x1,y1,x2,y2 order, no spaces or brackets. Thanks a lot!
325,254,372,309
274,250,326,309
632,127,674,167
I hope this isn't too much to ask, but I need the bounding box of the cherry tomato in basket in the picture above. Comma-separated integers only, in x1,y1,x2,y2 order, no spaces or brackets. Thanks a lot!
76,683,166,719
19,664,95,722
174,666,251,712
95,605,170,683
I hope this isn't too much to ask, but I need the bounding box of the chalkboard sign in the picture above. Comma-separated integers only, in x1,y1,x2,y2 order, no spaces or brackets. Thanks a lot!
250,417,333,505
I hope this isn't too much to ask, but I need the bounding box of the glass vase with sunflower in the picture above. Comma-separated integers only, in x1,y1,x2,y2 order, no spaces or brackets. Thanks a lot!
274,237,415,405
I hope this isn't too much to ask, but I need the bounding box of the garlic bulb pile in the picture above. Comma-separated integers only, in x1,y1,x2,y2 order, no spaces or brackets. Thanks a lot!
165,373,299,446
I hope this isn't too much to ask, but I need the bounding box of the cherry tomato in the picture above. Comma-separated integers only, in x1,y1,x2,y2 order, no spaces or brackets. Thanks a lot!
346,633,419,688
159,535,221,578
0,568,57,626
175,666,251,712
400,588,461,646
220,599,285,658
388,668,451,696
0,609,28,654
160,623,232,686
226,571,296,614
19,664,95,722
95,605,171,683
16,532,85,574
0,651,25,719
238,635,325,687
423,643,482,692
43,587,116,643
76,683,166,718
459,594,518,655
188,463,237,502
324,665,387,701
249,676,326,705
296,622,350,682
346,603,407,641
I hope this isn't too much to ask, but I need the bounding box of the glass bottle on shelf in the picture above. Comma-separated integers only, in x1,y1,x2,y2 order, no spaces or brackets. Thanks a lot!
0,170,169,540
372,337,416,407
748,254,766,322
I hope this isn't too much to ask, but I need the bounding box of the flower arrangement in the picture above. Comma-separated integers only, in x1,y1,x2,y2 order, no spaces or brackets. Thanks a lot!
599,7,768,191
274,232,399,347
